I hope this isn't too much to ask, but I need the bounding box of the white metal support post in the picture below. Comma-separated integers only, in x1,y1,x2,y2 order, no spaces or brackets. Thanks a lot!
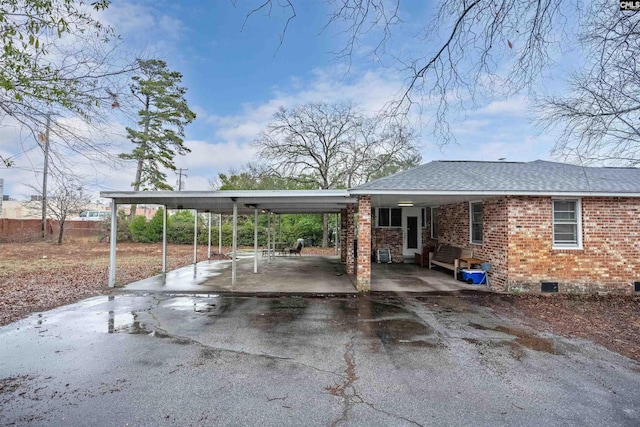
108,201,117,287
207,212,212,258
254,208,258,273
232,202,238,286
267,213,271,263
162,206,167,273
193,209,198,264
218,213,222,255
335,213,339,255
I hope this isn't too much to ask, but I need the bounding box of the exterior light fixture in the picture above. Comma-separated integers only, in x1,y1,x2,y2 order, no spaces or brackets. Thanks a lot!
397,201,414,207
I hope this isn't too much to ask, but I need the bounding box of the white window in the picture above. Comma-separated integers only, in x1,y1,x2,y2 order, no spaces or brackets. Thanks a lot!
377,208,402,227
431,207,438,239
470,202,483,244
553,199,582,249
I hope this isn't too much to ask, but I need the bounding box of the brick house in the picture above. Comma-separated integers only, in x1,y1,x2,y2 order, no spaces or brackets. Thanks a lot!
348,160,640,293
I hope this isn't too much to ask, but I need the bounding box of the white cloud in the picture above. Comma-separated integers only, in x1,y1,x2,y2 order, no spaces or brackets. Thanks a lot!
181,139,256,178
209,67,404,147
99,0,186,59
473,97,529,116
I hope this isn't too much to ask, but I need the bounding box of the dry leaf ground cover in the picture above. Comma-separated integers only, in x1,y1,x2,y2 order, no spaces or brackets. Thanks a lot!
1,241,639,363
0,240,336,326
473,293,640,363
0,240,229,326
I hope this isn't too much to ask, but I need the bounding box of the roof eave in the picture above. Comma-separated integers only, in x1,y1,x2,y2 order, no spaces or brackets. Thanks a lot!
348,189,640,197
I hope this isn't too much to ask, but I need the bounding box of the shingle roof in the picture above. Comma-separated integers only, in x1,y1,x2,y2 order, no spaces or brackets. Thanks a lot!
351,160,640,194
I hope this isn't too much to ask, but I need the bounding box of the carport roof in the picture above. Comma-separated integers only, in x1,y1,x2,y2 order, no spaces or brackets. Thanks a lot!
99,189,357,214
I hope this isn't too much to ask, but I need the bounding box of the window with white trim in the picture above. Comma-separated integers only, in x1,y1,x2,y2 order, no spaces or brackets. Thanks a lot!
553,199,581,248
377,208,402,227
431,207,438,239
470,202,483,244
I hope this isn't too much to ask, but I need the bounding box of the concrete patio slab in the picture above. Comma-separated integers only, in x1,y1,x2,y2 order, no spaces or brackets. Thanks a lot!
371,262,492,293
124,254,491,294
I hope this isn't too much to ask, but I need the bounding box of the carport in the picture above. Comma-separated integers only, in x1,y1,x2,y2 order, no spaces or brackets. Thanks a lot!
100,190,358,289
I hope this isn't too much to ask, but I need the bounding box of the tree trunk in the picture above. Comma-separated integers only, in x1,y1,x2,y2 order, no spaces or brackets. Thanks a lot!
131,95,151,219
57,221,64,244
130,158,144,218
322,213,329,247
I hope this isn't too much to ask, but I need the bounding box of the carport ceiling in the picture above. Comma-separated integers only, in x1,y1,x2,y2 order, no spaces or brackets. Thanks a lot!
100,190,357,215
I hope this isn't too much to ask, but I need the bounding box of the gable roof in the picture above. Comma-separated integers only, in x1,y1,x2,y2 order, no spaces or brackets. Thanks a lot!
350,160,640,196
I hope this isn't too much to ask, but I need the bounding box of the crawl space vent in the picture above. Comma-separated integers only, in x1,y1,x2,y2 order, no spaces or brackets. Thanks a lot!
541,282,558,293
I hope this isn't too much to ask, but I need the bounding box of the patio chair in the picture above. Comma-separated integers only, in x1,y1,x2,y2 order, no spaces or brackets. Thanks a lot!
289,241,303,256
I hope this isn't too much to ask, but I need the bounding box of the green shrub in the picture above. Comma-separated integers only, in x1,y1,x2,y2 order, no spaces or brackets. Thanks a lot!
129,215,149,242
144,208,164,242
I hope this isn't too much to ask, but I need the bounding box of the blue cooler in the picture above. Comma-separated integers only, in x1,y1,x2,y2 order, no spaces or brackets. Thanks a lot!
462,269,486,284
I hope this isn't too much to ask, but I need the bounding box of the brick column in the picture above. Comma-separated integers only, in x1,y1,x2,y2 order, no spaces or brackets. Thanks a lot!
346,204,355,275
340,208,347,263
356,195,371,292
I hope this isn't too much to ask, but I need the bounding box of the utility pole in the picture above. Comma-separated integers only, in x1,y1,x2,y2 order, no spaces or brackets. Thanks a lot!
41,115,51,239
176,168,188,191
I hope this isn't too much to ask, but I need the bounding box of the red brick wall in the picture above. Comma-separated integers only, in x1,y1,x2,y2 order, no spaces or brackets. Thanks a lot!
437,203,471,248
435,200,508,289
473,198,508,289
507,196,640,293
0,219,45,242
365,195,640,293
372,228,403,263
0,219,102,242
52,220,104,239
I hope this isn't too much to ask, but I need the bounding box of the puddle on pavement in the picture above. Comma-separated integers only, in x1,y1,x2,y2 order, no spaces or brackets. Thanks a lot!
415,296,471,312
332,296,440,348
370,318,439,348
250,297,310,330
369,300,408,319
107,312,142,334
468,322,556,354
164,296,224,315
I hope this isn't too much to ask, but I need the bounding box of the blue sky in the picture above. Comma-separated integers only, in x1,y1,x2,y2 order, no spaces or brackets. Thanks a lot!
0,0,563,201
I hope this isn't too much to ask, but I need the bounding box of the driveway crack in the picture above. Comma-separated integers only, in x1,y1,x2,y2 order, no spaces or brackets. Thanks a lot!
326,335,358,427
325,333,425,427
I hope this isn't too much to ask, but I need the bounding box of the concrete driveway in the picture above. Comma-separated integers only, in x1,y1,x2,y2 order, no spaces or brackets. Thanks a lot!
1,293,639,426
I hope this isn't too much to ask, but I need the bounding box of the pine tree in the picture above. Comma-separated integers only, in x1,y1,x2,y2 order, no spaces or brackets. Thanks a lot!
121,59,196,216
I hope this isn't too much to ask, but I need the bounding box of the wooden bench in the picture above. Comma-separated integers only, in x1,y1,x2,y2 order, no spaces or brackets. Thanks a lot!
428,244,472,278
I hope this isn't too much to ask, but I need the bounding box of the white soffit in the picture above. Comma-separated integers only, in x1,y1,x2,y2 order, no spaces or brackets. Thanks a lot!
99,190,357,215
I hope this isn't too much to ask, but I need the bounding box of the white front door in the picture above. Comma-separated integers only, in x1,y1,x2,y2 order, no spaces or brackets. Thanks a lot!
403,207,422,259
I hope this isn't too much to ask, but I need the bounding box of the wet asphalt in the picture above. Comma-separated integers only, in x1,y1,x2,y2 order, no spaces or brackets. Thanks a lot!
1,293,639,426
